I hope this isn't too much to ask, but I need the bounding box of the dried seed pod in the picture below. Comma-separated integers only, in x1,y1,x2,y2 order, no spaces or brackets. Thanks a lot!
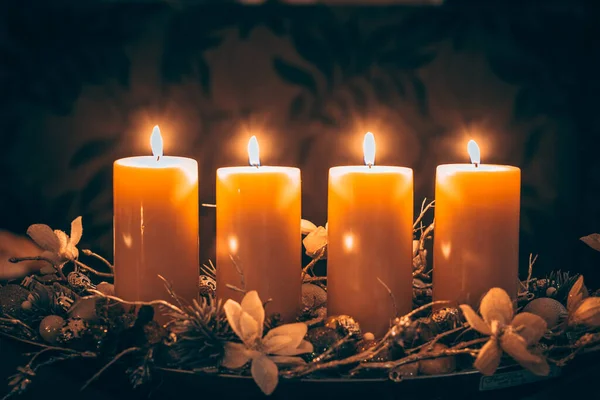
418,343,456,375
522,298,568,329
570,297,600,327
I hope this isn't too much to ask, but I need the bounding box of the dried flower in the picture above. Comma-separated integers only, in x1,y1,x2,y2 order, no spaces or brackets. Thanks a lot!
460,288,549,376
27,217,83,266
301,219,327,259
567,276,600,328
222,291,313,395
580,233,600,252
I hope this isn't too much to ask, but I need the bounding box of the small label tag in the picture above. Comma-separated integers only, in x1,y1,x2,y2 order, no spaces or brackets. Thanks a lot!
479,366,560,391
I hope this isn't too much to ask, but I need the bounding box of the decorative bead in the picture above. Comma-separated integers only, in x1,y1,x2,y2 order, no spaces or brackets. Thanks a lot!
301,283,327,310
306,326,342,354
58,318,89,343
67,272,93,291
431,307,461,331
363,332,375,341
325,315,361,338
39,315,66,344
418,343,456,375
68,298,98,320
96,282,115,296
523,298,568,329
0,284,31,319
198,275,216,296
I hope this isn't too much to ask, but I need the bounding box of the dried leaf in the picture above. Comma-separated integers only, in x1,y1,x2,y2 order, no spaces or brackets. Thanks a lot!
70,216,83,245
570,297,600,328
500,330,550,376
473,338,501,376
568,276,585,313
221,342,251,369
251,354,279,395
240,291,264,338
480,288,513,325
26,224,60,252
511,312,547,345
459,305,492,336
580,233,600,252
301,219,318,235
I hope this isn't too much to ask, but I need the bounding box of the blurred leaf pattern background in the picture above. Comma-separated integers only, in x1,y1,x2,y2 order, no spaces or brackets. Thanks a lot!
0,0,599,284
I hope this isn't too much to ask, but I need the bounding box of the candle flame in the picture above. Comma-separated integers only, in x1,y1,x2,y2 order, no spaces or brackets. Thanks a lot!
467,139,480,166
363,132,376,167
248,135,260,167
151,125,163,160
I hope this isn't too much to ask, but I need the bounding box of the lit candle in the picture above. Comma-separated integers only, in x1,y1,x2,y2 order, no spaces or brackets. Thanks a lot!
216,136,301,322
113,126,199,308
433,140,520,307
328,132,413,337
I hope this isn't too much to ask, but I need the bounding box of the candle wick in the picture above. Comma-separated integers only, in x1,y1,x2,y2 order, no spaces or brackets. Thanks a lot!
367,163,373,169
157,156,161,162
474,162,479,168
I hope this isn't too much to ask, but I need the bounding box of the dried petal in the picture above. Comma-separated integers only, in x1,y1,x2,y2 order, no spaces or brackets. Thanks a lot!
474,338,502,376
480,288,513,325
580,233,600,252
262,335,293,355
302,226,328,258
459,305,492,336
511,312,547,346
239,311,259,345
251,354,279,395
221,342,252,369
70,217,83,246
500,330,550,376
240,291,264,338
570,297,600,327
223,299,244,340
275,339,313,356
301,219,318,235
26,224,60,252
568,276,585,314
264,322,307,353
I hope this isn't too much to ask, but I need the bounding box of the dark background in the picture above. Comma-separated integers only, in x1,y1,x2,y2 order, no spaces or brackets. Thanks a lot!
1,0,600,284
1,1,600,398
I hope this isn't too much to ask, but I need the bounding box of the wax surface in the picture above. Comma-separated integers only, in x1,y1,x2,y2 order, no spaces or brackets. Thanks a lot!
113,156,199,305
433,164,521,307
327,166,413,337
216,166,301,322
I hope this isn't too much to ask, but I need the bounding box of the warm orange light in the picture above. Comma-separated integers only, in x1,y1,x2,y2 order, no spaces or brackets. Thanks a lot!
363,132,376,166
467,139,480,166
248,136,260,167
151,125,163,159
